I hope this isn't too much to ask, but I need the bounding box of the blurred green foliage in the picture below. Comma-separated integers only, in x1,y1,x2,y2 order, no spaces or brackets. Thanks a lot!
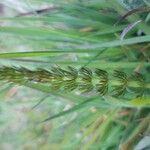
0,0,150,150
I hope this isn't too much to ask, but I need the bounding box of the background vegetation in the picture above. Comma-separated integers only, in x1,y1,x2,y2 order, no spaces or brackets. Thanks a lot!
0,0,150,150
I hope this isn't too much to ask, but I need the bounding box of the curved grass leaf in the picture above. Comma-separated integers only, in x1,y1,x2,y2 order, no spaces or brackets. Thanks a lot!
41,96,99,122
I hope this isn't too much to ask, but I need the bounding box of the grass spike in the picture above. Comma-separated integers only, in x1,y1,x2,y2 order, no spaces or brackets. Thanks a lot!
0,66,149,99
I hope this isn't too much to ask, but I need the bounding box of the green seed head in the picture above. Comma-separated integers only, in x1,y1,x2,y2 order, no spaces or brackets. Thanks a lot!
0,66,149,99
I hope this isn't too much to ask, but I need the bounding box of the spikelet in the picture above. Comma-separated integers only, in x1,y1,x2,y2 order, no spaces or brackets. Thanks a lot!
0,66,149,98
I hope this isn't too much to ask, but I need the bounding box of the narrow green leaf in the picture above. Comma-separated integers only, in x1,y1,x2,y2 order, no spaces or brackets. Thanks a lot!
79,35,150,49
42,96,98,122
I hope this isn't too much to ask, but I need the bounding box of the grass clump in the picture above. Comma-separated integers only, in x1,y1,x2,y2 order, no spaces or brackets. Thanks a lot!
0,0,150,150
